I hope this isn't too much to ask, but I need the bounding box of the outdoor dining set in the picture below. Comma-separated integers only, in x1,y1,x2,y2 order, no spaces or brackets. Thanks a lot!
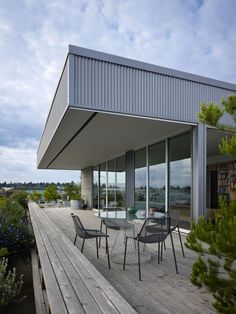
71,208,185,281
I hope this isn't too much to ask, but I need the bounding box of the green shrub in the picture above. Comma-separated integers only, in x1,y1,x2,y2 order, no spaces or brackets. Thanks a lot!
0,258,23,306
0,199,33,263
0,197,6,209
10,191,29,209
63,183,81,200
44,184,59,202
186,197,236,313
0,248,8,259
0,199,28,225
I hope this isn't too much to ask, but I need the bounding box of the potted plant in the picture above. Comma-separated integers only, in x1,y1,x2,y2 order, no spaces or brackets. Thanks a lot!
64,183,81,209
43,184,59,206
70,192,82,210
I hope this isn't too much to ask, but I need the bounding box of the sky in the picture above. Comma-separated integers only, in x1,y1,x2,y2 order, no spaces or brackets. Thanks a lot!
0,0,236,183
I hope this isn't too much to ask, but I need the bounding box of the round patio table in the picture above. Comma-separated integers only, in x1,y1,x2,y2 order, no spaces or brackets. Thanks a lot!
95,210,164,264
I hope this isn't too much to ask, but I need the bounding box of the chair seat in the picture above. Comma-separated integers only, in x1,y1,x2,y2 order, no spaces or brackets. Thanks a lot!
123,217,178,280
84,229,107,238
71,213,111,268
102,218,133,230
138,234,166,244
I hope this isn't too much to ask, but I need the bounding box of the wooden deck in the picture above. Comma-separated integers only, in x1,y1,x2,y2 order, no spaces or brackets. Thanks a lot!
29,203,137,314
43,206,215,314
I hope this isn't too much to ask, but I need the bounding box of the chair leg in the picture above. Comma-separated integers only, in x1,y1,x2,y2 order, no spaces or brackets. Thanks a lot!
106,237,111,269
161,242,163,261
74,234,77,245
138,240,141,281
99,221,103,248
170,232,178,274
123,236,128,270
105,227,108,253
158,242,160,264
96,237,99,258
81,237,85,253
177,226,185,258
163,240,166,250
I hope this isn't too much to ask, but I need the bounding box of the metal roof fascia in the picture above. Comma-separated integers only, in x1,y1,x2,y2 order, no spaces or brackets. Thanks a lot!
68,45,236,92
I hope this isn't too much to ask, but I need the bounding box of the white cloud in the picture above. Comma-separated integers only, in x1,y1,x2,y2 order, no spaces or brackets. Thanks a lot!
0,0,235,182
0,145,79,183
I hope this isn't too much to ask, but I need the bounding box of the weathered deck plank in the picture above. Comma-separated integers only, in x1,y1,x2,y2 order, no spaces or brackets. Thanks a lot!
37,206,137,314
31,248,47,314
43,206,215,314
30,211,68,314
29,203,137,314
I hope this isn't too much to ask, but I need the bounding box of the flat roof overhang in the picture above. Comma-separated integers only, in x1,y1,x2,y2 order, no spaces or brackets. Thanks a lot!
38,108,193,170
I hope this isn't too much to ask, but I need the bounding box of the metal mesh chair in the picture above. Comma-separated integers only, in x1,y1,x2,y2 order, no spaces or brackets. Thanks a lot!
71,213,111,268
123,217,178,281
166,209,185,257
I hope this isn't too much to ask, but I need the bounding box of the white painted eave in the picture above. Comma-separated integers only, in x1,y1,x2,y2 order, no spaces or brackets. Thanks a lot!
38,107,193,170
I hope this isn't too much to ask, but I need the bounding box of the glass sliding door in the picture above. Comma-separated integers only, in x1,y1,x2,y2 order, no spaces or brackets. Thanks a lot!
135,148,147,210
93,165,99,209
93,155,126,209
107,159,116,207
99,162,107,209
169,133,191,229
116,156,126,208
149,141,166,212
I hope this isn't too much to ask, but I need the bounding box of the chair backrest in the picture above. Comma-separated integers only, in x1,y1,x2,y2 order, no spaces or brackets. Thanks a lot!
138,217,171,243
71,213,86,238
166,209,180,228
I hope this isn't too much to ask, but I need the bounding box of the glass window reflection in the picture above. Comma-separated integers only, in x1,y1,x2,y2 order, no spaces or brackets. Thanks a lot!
116,156,126,208
135,148,146,210
93,165,99,209
107,159,116,207
99,162,106,209
149,142,165,212
169,133,191,229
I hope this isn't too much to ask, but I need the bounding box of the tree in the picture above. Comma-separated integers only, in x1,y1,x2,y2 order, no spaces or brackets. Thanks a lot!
63,183,81,200
186,95,236,313
30,191,41,203
198,95,236,155
44,185,58,202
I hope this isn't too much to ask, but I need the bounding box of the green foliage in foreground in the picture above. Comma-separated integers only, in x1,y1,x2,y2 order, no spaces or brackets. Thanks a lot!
0,258,23,306
0,198,33,262
186,198,236,313
198,95,236,157
196,95,236,312
10,191,29,209
0,248,8,259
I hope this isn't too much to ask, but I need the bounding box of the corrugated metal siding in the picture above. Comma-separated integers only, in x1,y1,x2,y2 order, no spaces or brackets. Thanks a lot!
38,59,69,164
73,55,235,125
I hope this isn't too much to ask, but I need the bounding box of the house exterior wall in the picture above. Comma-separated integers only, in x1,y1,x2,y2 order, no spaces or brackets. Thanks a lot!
37,45,236,228
71,54,236,125
88,130,193,228
192,124,207,222
38,46,236,168
125,150,135,208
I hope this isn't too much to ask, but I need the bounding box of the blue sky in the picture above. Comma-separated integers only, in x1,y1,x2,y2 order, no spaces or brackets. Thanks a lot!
0,0,236,183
